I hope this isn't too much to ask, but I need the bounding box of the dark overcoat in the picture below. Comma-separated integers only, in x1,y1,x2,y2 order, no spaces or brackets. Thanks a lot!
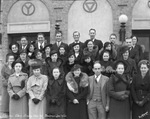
131,71,150,119
46,74,66,118
66,73,89,119
107,74,131,119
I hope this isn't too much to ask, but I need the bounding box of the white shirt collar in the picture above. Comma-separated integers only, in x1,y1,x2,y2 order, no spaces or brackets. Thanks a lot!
22,45,27,49
38,42,44,48
95,74,102,82
74,41,80,43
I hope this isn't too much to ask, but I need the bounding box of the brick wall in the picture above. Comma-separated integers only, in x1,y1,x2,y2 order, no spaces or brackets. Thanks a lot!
0,0,141,95
1,0,138,59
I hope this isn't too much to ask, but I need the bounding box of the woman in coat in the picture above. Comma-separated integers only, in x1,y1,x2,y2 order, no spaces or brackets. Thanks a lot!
42,44,52,59
107,60,131,119
7,60,28,119
131,60,150,119
27,59,48,119
45,50,63,76
64,51,76,74
9,42,20,60
81,53,94,76
1,53,14,117
83,40,99,61
27,41,36,59
99,50,115,78
99,42,117,61
66,64,89,119
72,43,83,64
46,67,66,119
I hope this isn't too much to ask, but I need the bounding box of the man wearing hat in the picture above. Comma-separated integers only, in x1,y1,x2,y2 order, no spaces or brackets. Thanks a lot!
87,61,109,119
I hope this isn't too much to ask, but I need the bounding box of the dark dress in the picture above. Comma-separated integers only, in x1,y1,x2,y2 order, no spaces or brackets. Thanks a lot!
82,60,94,76
45,57,63,76
131,72,150,119
46,74,66,119
107,74,130,119
116,57,137,81
66,74,88,119
73,50,83,65
100,60,114,78
64,61,76,74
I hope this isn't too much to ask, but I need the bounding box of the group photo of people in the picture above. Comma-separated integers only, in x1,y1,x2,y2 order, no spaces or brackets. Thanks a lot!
0,28,150,119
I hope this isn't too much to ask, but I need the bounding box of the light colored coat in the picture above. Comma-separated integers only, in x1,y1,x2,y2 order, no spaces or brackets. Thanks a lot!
87,75,110,108
27,74,48,119
7,72,28,119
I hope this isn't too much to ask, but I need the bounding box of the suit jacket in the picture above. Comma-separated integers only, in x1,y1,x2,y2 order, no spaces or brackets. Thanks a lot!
129,46,140,64
87,75,109,108
52,42,69,53
19,44,29,52
34,42,47,51
84,39,103,51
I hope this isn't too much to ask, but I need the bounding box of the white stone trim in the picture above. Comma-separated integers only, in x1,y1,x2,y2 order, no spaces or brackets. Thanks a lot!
7,21,50,34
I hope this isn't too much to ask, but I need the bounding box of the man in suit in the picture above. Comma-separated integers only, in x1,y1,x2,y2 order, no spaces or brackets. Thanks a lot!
109,33,122,51
87,61,109,119
52,31,69,53
125,37,140,64
69,31,84,50
84,28,103,51
19,36,29,52
35,33,47,51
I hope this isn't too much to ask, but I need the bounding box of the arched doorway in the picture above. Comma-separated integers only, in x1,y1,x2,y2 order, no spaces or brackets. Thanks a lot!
7,0,50,44
68,0,113,44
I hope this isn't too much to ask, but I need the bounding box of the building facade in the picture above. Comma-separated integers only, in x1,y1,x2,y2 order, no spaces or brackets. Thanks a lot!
0,0,150,66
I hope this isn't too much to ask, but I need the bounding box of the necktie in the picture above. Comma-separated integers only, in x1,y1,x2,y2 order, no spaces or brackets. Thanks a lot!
57,42,60,47
95,76,98,83
40,44,43,49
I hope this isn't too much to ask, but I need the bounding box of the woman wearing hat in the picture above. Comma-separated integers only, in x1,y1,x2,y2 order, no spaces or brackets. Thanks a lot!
83,40,99,61
43,44,52,59
99,42,117,61
45,50,63,76
1,53,14,117
64,51,76,74
81,53,94,76
16,50,30,75
7,60,28,119
99,50,115,78
107,60,131,119
27,60,48,119
117,45,137,82
46,67,66,119
131,60,150,119
72,43,83,64
66,64,89,119
29,50,47,76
